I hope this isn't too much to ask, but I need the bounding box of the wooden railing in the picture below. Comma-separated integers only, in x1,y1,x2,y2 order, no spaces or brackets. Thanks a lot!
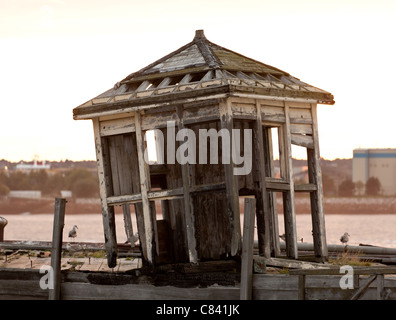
289,266,396,300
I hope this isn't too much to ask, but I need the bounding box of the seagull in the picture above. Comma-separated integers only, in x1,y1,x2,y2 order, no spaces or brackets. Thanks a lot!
68,225,78,242
340,232,350,245
279,233,286,241
124,232,139,246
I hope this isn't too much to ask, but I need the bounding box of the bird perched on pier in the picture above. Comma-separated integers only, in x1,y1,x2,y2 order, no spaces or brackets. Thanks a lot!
279,233,303,242
124,232,139,246
340,232,350,245
68,225,78,241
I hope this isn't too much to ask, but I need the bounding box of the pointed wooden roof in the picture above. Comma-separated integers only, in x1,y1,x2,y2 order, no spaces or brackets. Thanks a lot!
74,30,334,119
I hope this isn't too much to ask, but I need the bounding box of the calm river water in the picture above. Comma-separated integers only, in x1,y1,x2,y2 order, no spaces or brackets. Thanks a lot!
2,213,396,248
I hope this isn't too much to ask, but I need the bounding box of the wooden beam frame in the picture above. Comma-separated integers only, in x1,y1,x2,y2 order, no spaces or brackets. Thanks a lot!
134,112,155,265
307,103,328,260
106,182,227,206
93,118,118,268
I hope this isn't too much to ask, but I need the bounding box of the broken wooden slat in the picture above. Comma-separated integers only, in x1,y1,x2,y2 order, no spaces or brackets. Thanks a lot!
99,117,135,136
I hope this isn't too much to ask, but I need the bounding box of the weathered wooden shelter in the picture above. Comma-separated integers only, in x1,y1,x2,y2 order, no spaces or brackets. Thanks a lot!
73,30,335,268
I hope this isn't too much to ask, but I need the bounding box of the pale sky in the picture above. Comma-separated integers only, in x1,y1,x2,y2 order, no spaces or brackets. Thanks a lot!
1,0,396,162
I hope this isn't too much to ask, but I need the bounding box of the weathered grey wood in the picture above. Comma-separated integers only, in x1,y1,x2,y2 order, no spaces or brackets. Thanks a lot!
283,103,298,259
0,279,48,299
240,198,256,300
291,134,314,149
308,103,328,260
294,183,317,192
176,105,198,264
290,123,313,135
49,198,66,300
122,204,134,244
219,99,241,257
93,118,118,268
134,112,154,265
60,282,240,300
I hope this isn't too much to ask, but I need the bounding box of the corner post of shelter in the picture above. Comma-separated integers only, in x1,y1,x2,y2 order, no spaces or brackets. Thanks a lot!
92,118,118,268
307,103,328,260
283,103,298,259
219,98,242,256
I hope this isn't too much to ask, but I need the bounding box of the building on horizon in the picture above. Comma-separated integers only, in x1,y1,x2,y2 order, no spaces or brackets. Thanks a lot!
352,148,396,195
15,158,51,171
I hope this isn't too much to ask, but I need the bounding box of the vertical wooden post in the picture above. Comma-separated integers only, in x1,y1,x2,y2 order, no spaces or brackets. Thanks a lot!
219,99,241,256
93,118,118,268
49,197,66,300
135,112,155,265
240,198,256,300
298,275,306,300
0,217,7,242
177,105,198,264
254,101,271,258
283,103,298,259
263,125,281,257
308,104,328,260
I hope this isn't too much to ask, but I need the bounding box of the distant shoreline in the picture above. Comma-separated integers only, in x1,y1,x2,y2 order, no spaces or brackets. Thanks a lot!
1,196,396,215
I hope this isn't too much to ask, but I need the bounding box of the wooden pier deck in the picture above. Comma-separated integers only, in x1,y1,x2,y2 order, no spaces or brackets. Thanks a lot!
0,251,142,273
2,243,396,300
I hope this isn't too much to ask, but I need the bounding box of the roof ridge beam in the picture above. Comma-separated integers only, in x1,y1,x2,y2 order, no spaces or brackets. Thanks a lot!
194,31,222,68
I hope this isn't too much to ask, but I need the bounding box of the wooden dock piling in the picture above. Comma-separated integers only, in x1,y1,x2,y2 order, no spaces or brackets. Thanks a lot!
0,217,7,242
49,198,66,300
